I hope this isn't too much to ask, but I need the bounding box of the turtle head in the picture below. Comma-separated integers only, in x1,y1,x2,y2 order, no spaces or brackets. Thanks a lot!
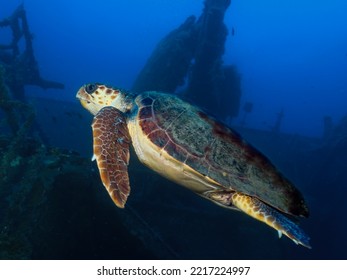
76,83,130,115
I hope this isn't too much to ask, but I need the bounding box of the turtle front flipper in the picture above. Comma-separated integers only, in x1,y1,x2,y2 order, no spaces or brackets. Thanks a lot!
92,106,131,208
207,191,311,248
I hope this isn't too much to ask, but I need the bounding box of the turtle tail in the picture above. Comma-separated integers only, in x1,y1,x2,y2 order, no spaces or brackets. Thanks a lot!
231,192,311,249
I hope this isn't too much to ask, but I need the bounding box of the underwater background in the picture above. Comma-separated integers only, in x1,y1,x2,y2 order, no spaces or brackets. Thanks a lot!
0,0,346,259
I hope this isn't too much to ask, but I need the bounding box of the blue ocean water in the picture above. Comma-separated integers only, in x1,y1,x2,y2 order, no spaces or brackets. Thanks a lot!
2,0,346,137
0,0,347,259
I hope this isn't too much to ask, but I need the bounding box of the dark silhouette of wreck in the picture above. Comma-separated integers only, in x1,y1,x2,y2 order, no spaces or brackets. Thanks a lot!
133,0,241,122
0,4,64,100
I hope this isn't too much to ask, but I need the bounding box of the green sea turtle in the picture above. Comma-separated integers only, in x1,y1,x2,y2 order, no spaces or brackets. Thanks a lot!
76,83,311,248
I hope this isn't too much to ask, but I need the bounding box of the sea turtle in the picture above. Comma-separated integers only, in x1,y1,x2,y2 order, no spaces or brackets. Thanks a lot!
76,83,311,248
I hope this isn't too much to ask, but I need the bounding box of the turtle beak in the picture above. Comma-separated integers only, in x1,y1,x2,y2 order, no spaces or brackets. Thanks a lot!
78,98,101,116
76,87,98,115
79,98,90,110
76,93,88,109
76,87,86,103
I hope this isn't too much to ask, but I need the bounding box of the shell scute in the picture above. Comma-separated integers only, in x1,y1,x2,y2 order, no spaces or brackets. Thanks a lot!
148,129,170,148
140,96,154,106
164,140,188,163
139,106,153,120
139,118,157,134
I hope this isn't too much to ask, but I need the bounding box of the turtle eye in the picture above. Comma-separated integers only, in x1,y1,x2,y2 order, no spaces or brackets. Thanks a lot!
85,84,97,94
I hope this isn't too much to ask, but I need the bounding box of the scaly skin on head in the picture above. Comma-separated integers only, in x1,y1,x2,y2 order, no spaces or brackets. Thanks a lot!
76,83,132,115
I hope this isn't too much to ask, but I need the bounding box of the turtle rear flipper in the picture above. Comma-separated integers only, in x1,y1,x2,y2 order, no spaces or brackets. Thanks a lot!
232,192,311,248
207,191,311,248
92,106,131,208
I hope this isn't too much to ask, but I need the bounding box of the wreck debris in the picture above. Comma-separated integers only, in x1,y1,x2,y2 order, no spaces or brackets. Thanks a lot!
186,0,234,118
0,4,64,100
132,16,197,93
132,0,241,121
